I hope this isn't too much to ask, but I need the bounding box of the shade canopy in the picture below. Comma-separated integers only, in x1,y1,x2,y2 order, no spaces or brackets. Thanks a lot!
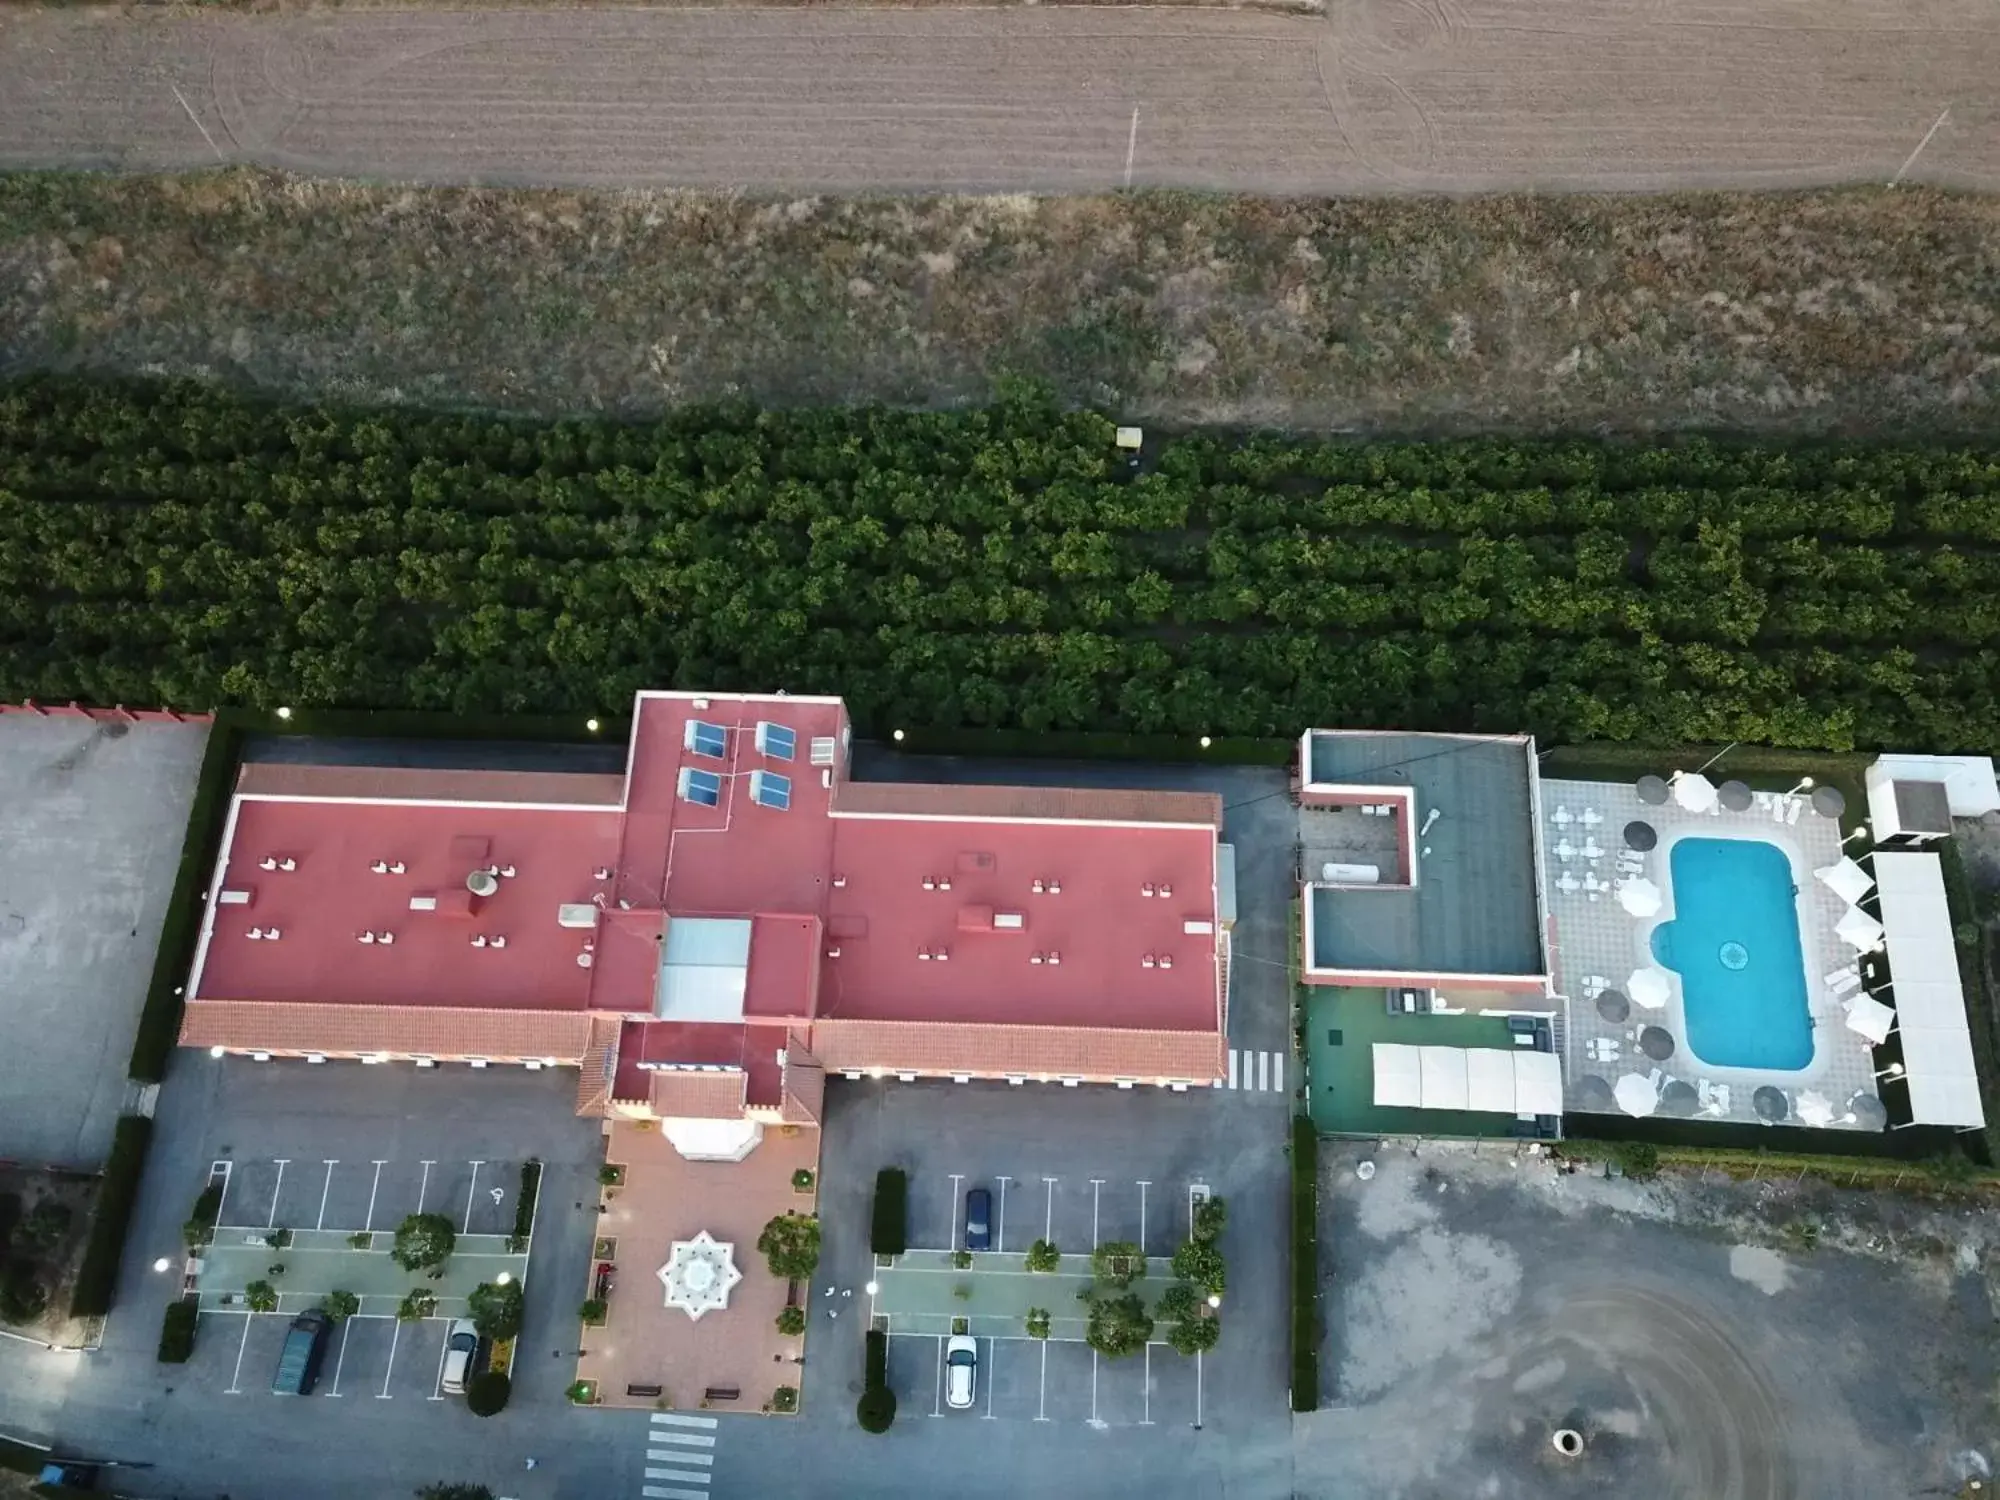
1636,775,1671,805
1673,772,1719,813
1874,851,1984,1127
1794,1090,1836,1128
1718,780,1754,811
1373,1043,1561,1116
1628,966,1672,1009
1811,785,1848,819
1659,1080,1699,1117
1639,1025,1676,1061
1574,1074,1616,1109
1752,1085,1789,1122
1623,820,1658,852
1814,857,1875,906
1619,878,1663,917
1844,992,1896,1046
1847,1092,1889,1131
1372,1043,1422,1108
1595,988,1631,1024
1835,904,1886,953
1614,1072,1658,1117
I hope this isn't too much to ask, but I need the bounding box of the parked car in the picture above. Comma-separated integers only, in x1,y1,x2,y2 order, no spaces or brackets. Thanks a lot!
944,1334,978,1409
964,1186,992,1252
271,1309,333,1395
440,1317,481,1395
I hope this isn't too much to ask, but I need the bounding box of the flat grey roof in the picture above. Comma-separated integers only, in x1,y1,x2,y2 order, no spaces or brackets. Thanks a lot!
1307,733,1544,979
1892,779,1953,836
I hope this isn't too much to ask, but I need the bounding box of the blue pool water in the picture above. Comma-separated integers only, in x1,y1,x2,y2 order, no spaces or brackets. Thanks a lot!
1649,837,1813,1070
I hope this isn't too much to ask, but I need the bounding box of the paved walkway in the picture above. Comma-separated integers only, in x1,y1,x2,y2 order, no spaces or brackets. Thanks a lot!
196,1227,527,1315
874,1248,1169,1340
0,0,1994,193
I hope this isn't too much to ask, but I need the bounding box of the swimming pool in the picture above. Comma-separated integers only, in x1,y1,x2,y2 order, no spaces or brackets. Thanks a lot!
1650,837,1813,1071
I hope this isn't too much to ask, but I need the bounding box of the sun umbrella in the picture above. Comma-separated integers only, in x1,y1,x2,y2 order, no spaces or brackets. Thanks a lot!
1628,966,1672,1010
1636,775,1670,806
1623,820,1658,852
1811,785,1847,819
1659,1080,1699,1117
1619,877,1663,918
1573,1074,1616,1110
1595,988,1631,1024
1673,772,1719,813
1752,1085,1789,1123
1836,905,1886,953
1814,857,1874,906
1844,992,1895,1046
1639,1025,1676,1061
1614,1072,1659,1117
1718,780,1754,811
1846,1092,1888,1131
1794,1090,1836,1128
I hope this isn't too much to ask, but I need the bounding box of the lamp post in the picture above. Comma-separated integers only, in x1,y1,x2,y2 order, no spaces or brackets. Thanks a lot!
1786,777,1815,796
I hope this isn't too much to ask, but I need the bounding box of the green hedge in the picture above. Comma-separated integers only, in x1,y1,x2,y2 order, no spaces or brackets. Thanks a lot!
156,1298,198,1363
71,1115,153,1319
870,1169,907,1258
511,1160,542,1252
858,1330,894,1432
1290,1114,1319,1412
865,1328,888,1390
8,376,2000,751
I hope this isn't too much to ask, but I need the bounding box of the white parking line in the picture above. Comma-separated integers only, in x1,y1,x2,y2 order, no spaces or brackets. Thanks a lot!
1194,1348,1204,1430
364,1160,385,1231
1088,1348,1105,1429
463,1160,484,1233
947,1173,964,1249
266,1159,289,1228
326,1316,357,1396
982,1336,996,1420
647,1433,716,1449
1042,1177,1057,1242
225,1311,255,1394
416,1160,435,1214
995,1176,1011,1253
1137,1180,1150,1249
1141,1343,1154,1425
316,1160,338,1230
376,1317,402,1399
1228,1048,1239,1088
429,1320,451,1400
1034,1339,1050,1422
1090,1179,1105,1247
931,1333,945,1417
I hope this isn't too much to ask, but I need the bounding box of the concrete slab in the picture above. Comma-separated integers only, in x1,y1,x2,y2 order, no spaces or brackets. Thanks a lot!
0,715,206,1166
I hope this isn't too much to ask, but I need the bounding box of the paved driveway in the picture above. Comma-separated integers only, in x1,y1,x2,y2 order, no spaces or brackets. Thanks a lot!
0,1,1994,193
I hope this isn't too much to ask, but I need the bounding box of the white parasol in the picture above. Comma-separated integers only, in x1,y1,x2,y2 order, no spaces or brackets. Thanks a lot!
1844,992,1895,1046
1673,772,1719,813
1614,1072,1659,1117
1835,905,1886,953
1794,1090,1836,1128
1813,857,1874,906
1618,878,1663,918
1628,966,1672,1009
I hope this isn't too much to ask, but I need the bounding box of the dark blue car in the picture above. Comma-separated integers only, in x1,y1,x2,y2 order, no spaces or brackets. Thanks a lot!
964,1187,992,1251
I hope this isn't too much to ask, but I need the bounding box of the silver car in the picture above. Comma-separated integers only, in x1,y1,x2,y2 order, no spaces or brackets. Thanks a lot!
944,1335,977,1410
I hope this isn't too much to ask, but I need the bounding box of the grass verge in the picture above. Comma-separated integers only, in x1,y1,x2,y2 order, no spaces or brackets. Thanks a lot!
1553,1138,1999,1194
4,173,1998,438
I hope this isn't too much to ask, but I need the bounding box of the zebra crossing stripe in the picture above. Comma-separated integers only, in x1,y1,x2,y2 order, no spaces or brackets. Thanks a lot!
645,1468,713,1484
647,1450,714,1465
652,1413,718,1430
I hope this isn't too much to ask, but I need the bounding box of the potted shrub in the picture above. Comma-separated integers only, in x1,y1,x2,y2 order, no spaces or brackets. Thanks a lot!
791,1168,815,1194
1026,1308,1051,1340
566,1379,599,1405
243,1279,278,1313
769,1385,799,1414
580,1298,607,1327
1026,1239,1060,1273
776,1305,806,1337
598,1163,625,1189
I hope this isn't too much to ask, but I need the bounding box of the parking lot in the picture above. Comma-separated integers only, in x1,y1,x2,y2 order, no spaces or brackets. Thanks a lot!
213,1151,530,1245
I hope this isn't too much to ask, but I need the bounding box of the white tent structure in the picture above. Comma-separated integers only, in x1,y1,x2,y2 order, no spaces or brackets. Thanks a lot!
1873,852,1985,1128
1844,992,1896,1046
1813,857,1875,906
1835,905,1886,953
1372,1044,1562,1116
1673,772,1719,813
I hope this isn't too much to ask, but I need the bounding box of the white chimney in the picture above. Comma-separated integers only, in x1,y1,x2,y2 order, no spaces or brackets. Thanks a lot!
832,874,846,888
378,932,394,946
259,857,277,871
359,932,377,944
491,936,507,949
278,858,296,872
1048,881,1062,895
500,865,517,879
1160,955,1174,969
1143,954,1157,968
472,936,488,948
390,861,406,874
371,861,390,875
1047,951,1061,965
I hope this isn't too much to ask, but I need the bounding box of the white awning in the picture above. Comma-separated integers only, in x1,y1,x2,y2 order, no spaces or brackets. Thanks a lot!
1844,992,1896,1046
1835,905,1885,953
1513,1051,1564,1116
1466,1049,1516,1114
1420,1047,1469,1111
1873,852,1985,1128
1813,857,1875,906
1371,1043,1422,1108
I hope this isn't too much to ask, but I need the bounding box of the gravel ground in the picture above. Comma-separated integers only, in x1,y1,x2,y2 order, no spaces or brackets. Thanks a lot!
1300,1140,1999,1500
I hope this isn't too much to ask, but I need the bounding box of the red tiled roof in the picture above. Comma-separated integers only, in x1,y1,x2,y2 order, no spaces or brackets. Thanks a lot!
834,782,1221,828
781,1044,825,1125
179,1000,594,1060
647,1070,748,1120
807,1019,1224,1083
236,763,626,806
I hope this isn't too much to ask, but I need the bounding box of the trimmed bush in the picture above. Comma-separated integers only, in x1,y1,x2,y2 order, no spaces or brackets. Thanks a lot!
865,1329,888,1389
182,1182,223,1251
465,1371,510,1417
1025,1238,1060,1273
157,1299,198,1363
1192,1196,1227,1244
393,1213,457,1272
1026,1308,1051,1339
243,1279,278,1313
322,1289,360,1322
467,1280,524,1340
776,1305,806,1337
70,1115,153,1319
870,1169,907,1258
398,1288,438,1322
510,1161,541,1253
580,1298,607,1327
857,1385,897,1433
757,1212,820,1281
770,1385,798,1414
0,1268,47,1325
1290,1114,1320,1412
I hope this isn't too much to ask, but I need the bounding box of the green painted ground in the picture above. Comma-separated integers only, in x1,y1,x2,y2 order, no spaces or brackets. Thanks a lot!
873,1249,1176,1342
195,1229,528,1317
1303,989,1524,1138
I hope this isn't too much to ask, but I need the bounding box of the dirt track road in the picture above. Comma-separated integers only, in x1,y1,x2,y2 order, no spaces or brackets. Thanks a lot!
0,1,1995,193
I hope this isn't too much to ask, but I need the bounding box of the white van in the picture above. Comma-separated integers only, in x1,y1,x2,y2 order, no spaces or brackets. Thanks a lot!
440,1319,481,1395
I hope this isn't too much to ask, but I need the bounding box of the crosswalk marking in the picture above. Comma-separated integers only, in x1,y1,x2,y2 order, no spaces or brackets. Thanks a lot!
639,1409,717,1500
646,1468,713,1484
642,1489,710,1500
648,1431,717,1448
651,1413,718,1430
647,1450,714,1465
1223,1049,1286,1093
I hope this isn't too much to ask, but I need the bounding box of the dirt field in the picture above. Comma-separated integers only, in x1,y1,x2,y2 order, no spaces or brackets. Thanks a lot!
5,172,1998,434
0,1,1994,195
1303,1141,1999,1500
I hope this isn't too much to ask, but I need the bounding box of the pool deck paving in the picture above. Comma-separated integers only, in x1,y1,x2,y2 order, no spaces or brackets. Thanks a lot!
1543,776,1882,1131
